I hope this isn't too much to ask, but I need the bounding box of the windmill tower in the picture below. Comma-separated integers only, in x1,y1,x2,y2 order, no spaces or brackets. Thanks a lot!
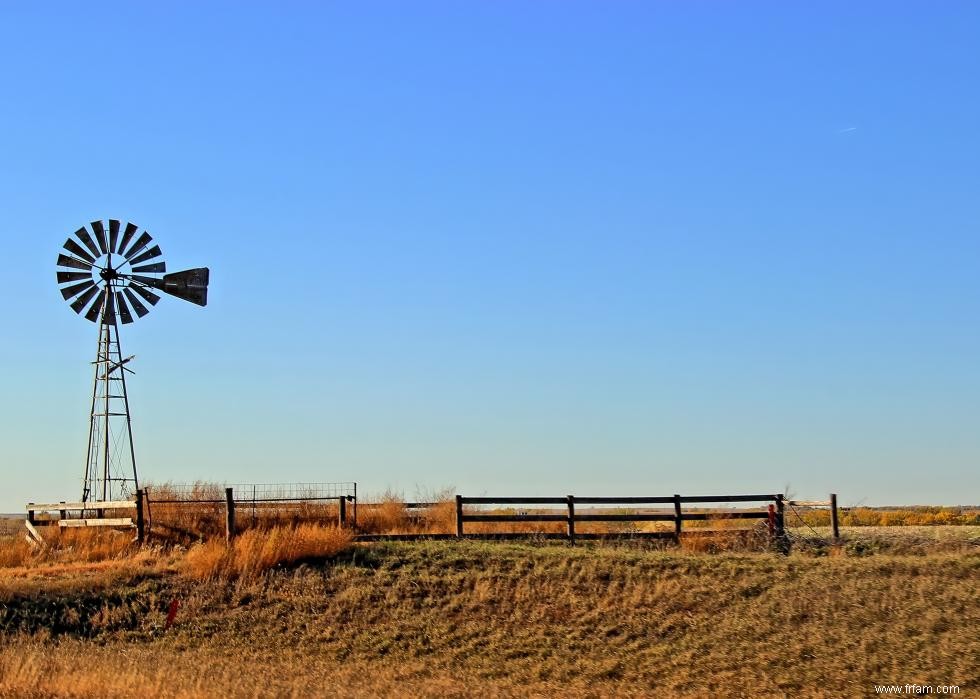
56,220,209,503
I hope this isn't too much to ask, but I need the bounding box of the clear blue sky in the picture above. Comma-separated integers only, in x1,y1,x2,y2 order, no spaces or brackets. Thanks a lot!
1,2,978,510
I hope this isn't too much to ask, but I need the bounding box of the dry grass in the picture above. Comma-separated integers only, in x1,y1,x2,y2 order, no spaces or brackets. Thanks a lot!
0,527,136,570
796,505,980,527
183,524,352,581
0,541,976,697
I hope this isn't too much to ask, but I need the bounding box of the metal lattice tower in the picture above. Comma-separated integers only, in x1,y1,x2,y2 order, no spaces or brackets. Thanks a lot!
56,219,210,504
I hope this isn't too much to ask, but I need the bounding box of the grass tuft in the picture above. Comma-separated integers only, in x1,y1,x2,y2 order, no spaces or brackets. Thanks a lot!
184,523,352,581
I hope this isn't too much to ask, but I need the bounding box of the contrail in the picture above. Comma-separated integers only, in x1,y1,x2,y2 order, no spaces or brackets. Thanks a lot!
837,126,858,133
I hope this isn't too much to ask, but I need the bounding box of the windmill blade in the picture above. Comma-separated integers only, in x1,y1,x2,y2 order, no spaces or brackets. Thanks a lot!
84,293,105,322
132,261,166,274
63,238,95,264
91,220,109,254
74,227,101,259
108,219,121,253
60,279,96,301
118,223,138,258
128,245,163,266
130,282,161,306
71,284,102,314
161,267,209,306
57,253,92,271
115,291,134,324
57,271,90,284
123,287,150,318
123,232,153,260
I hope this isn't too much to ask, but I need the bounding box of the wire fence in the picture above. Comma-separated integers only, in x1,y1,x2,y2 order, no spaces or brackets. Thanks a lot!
146,482,356,504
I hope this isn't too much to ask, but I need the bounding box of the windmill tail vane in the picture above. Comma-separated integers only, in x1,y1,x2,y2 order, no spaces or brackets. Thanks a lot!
56,219,210,503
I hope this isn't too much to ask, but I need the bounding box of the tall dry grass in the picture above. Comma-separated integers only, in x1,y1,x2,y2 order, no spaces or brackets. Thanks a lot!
184,523,351,581
0,528,135,569
2,541,976,698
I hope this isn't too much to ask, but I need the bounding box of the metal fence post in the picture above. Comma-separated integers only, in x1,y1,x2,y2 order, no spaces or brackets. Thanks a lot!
225,487,236,543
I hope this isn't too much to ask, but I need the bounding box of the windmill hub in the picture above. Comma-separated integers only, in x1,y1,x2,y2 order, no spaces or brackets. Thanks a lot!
56,219,210,503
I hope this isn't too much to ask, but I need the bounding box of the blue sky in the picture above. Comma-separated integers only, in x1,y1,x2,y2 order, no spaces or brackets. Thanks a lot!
1,2,978,510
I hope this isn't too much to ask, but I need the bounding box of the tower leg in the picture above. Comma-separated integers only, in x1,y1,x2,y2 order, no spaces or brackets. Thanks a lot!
82,285,139,504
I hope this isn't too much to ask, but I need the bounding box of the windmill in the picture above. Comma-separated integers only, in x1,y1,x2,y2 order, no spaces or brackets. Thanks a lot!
56,220,209,503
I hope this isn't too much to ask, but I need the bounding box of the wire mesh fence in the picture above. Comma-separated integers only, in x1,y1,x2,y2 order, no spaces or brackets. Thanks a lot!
146,482,356,503
143,482,357,542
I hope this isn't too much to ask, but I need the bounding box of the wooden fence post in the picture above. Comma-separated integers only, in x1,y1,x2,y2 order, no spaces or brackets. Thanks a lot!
775,494,787,553
225,487,236,543
455,495,464,537
673,494,682,544
567,495,575,545
338,496,347,527
135,489,145,543
830,493,839,541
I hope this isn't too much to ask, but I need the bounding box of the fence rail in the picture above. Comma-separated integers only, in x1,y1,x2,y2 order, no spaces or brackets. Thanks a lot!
26,497,144,544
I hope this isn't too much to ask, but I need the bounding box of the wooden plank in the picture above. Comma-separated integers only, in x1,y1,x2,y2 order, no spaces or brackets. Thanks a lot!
24,520,46,545
461,497,568,505
573,496,677,505
678,495,778,503
59,518,134,528
353,531,685,542
27,500,137,511
573,514,676,522
681,512,769,520
461,514,568,523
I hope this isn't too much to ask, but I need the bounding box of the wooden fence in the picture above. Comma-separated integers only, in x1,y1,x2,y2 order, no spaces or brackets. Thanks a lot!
25,498,144,544
453,493,795,546
25,487,840,551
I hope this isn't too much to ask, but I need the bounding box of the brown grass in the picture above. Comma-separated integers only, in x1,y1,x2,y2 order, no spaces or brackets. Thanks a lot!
184,524,351,581
0,541,976,698
0,527,136,569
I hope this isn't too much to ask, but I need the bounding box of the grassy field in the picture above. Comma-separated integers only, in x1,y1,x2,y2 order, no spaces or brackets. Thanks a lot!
0,526,977,698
